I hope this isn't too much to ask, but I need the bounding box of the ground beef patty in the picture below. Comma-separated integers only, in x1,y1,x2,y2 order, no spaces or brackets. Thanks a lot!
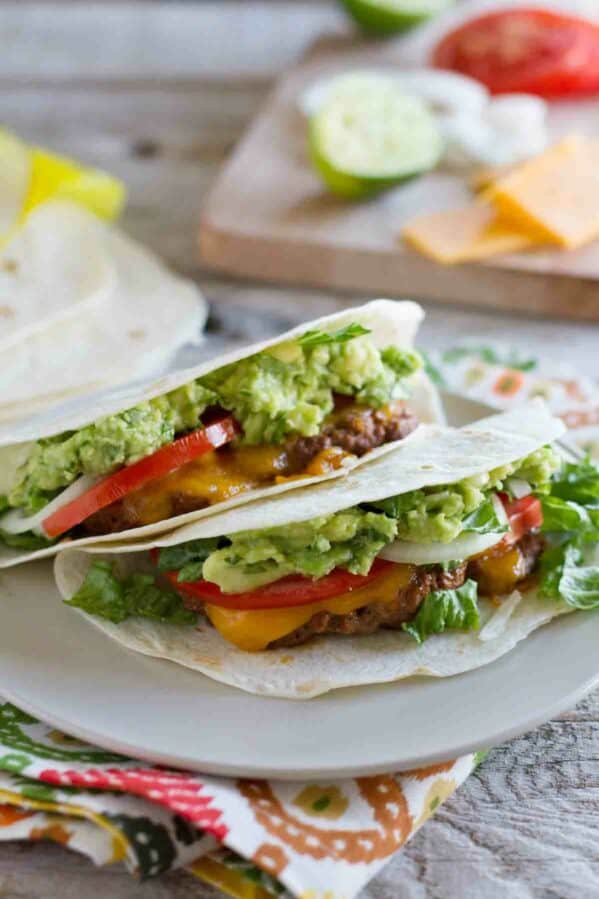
287,402,418,471
269,532,544,649
80,402,418,536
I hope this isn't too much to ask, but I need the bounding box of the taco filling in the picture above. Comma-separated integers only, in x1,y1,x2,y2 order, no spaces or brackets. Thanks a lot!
61,441,599,654
0,322,422,546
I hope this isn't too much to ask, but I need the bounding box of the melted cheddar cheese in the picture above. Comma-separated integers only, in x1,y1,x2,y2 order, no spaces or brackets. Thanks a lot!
119,445,349,528
204,563,415,651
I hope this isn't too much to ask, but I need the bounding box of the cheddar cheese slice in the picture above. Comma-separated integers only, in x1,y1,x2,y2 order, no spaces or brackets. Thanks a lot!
402,202,536,264
488,136,599,249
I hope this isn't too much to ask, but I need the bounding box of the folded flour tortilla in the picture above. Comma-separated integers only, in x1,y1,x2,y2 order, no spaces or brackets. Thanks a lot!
0,300,440,567
54,401,570,699
0,201,206,419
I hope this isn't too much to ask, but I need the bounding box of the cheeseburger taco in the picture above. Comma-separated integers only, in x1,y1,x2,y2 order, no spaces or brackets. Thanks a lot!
54,401,599,698
0,300,440,566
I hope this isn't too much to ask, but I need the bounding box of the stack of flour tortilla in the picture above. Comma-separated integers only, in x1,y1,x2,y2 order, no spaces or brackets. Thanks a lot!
0,130,206,421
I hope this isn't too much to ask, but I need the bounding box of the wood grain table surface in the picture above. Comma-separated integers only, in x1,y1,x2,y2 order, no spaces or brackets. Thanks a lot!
1,3,598,897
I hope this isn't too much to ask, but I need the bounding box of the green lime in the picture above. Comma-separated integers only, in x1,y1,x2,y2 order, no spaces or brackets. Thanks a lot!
340,0,455,35
309,78,443,199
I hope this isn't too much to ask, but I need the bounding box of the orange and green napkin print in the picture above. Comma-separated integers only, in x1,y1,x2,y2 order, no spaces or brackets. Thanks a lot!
0,701,478,898
427,342,599,458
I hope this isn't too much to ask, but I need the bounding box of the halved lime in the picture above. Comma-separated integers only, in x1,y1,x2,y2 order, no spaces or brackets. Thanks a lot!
340,0,455,35
309,79,443,198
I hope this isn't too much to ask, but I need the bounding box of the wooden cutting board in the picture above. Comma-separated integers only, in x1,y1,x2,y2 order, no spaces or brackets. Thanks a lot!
199,35,599,321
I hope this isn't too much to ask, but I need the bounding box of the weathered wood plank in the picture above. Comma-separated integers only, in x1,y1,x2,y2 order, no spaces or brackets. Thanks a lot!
0,2,347,81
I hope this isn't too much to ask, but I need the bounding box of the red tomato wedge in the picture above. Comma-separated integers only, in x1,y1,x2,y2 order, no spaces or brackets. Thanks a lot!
499,493,543,541
166,558,397,610
432,9,599,98
43,416,239,538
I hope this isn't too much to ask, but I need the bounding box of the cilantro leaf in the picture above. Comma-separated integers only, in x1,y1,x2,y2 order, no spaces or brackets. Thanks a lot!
402,579,480,644
297,323,370,348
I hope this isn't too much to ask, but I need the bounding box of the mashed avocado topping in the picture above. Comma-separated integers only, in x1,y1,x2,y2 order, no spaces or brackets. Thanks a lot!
162,509,398,593
8,327,421,515
152,446,561,593
371,446,561,543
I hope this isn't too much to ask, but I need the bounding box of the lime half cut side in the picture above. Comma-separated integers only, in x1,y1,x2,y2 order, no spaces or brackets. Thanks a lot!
341,0,455,35
309,79,443,198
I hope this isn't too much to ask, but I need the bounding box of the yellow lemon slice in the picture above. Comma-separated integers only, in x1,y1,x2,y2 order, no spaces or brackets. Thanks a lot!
0,128,125,241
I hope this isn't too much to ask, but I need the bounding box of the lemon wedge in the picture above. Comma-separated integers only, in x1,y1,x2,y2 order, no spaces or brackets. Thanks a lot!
0,128,125,241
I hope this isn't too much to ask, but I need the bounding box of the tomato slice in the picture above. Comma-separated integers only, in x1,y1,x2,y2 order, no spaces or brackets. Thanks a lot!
432,9,599,98
43,416,239,538
499,493,543,541
166,558,397,610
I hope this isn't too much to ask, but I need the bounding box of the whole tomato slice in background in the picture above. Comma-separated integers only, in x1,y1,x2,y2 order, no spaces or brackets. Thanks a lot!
166,558,397,610
432,9,599,98
499,493,543,541
43,416,239,538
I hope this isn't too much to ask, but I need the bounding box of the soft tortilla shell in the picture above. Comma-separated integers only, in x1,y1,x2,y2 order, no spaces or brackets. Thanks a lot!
53,401,568,699
0,300,437,567
54,547,571,699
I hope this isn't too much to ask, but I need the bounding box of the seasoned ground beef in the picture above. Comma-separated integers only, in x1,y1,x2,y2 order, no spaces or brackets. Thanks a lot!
286,403,418,471
268,532,545,649
80,401,418,536
269,562,469,649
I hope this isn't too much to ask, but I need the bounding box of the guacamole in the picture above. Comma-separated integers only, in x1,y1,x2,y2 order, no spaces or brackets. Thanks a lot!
155,447,561,593
179,509,397,593
8,327,422,515
372,446,561,543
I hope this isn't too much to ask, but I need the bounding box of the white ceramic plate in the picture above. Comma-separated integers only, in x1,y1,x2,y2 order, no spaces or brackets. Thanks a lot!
0,393,596,780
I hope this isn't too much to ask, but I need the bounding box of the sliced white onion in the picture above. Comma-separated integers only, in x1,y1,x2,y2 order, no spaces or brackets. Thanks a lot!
0,475,99,536
491,493,509,527
505,478,531,500
485,95,547,133
478,591,522,642
379,529,505,565
394,69,489,115
439,93,549,169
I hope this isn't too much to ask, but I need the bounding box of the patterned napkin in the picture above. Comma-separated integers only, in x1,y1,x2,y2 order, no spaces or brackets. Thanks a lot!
0,340,596,898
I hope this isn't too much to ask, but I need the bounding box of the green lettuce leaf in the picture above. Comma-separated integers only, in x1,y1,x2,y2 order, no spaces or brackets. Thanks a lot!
541,496,597,535
0,529,55,550
462,498,508,535
157,538,222,583
558,564,599,610
402,579,480,644
550,458,599,506
540,538,599,610
65,561,195,625
539,458,599,609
